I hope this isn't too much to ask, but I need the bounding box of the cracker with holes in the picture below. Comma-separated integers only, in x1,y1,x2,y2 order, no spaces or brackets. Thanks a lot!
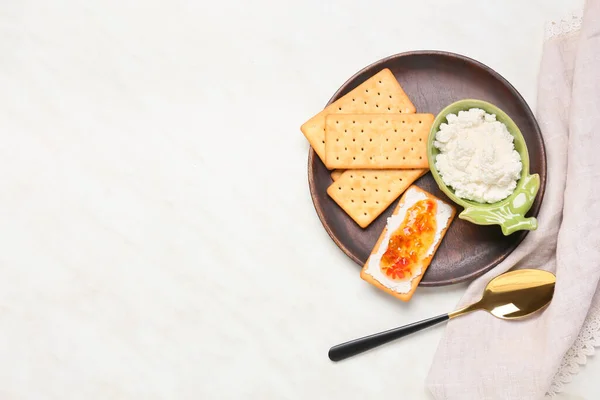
327,169,426,228
300,68,416,166
361,186,456,301
324,113,433,169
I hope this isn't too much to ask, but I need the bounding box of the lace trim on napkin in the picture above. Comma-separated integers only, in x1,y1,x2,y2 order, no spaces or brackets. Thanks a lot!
544,13,582,40
547,306,600,397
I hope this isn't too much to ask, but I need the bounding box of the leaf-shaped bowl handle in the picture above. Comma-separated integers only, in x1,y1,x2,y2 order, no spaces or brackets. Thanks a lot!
458,173,540,235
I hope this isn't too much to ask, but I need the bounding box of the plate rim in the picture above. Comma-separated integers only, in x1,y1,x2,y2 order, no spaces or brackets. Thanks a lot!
307,50,547,286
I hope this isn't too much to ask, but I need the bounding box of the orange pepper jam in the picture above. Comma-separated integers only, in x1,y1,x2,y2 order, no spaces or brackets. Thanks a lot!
380,199,438,280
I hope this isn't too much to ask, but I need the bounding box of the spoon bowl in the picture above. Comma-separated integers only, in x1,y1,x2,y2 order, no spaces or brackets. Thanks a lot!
449,269,556,320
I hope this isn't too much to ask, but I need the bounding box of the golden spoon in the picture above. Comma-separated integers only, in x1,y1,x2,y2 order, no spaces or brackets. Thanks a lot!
329,269,555,362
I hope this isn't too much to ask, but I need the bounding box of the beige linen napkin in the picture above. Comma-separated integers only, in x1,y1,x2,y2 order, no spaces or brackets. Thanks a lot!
426,1,600,399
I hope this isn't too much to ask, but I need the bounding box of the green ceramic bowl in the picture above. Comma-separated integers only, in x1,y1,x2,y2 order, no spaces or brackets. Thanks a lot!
427,99,540,236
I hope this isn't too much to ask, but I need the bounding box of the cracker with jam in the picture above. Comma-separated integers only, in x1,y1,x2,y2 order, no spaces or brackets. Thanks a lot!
360,186,456,301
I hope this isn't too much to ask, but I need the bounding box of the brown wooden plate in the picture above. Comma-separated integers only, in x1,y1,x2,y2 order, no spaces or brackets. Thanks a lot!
308,51,547,286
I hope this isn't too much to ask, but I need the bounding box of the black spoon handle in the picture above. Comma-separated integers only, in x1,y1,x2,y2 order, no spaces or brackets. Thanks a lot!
328,314,449,362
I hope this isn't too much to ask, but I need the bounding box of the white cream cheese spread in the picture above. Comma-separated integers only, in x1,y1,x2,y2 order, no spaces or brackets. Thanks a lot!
434,108,522,203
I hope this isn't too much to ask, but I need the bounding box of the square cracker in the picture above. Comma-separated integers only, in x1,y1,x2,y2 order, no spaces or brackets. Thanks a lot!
301,68,416,166
324,113,433,169
360,186,456,301
327,169,426,228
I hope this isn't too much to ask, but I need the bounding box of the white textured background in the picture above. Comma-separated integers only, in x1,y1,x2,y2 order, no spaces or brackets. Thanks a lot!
0,0,593,399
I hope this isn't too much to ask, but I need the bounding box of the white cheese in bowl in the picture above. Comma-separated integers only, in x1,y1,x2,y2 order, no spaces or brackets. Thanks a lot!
434,108,522,203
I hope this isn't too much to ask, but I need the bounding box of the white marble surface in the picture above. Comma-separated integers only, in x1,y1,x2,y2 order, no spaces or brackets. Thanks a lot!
0,0,597,399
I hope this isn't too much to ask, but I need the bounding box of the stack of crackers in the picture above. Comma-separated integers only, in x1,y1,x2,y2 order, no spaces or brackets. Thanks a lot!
301,68,434,228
